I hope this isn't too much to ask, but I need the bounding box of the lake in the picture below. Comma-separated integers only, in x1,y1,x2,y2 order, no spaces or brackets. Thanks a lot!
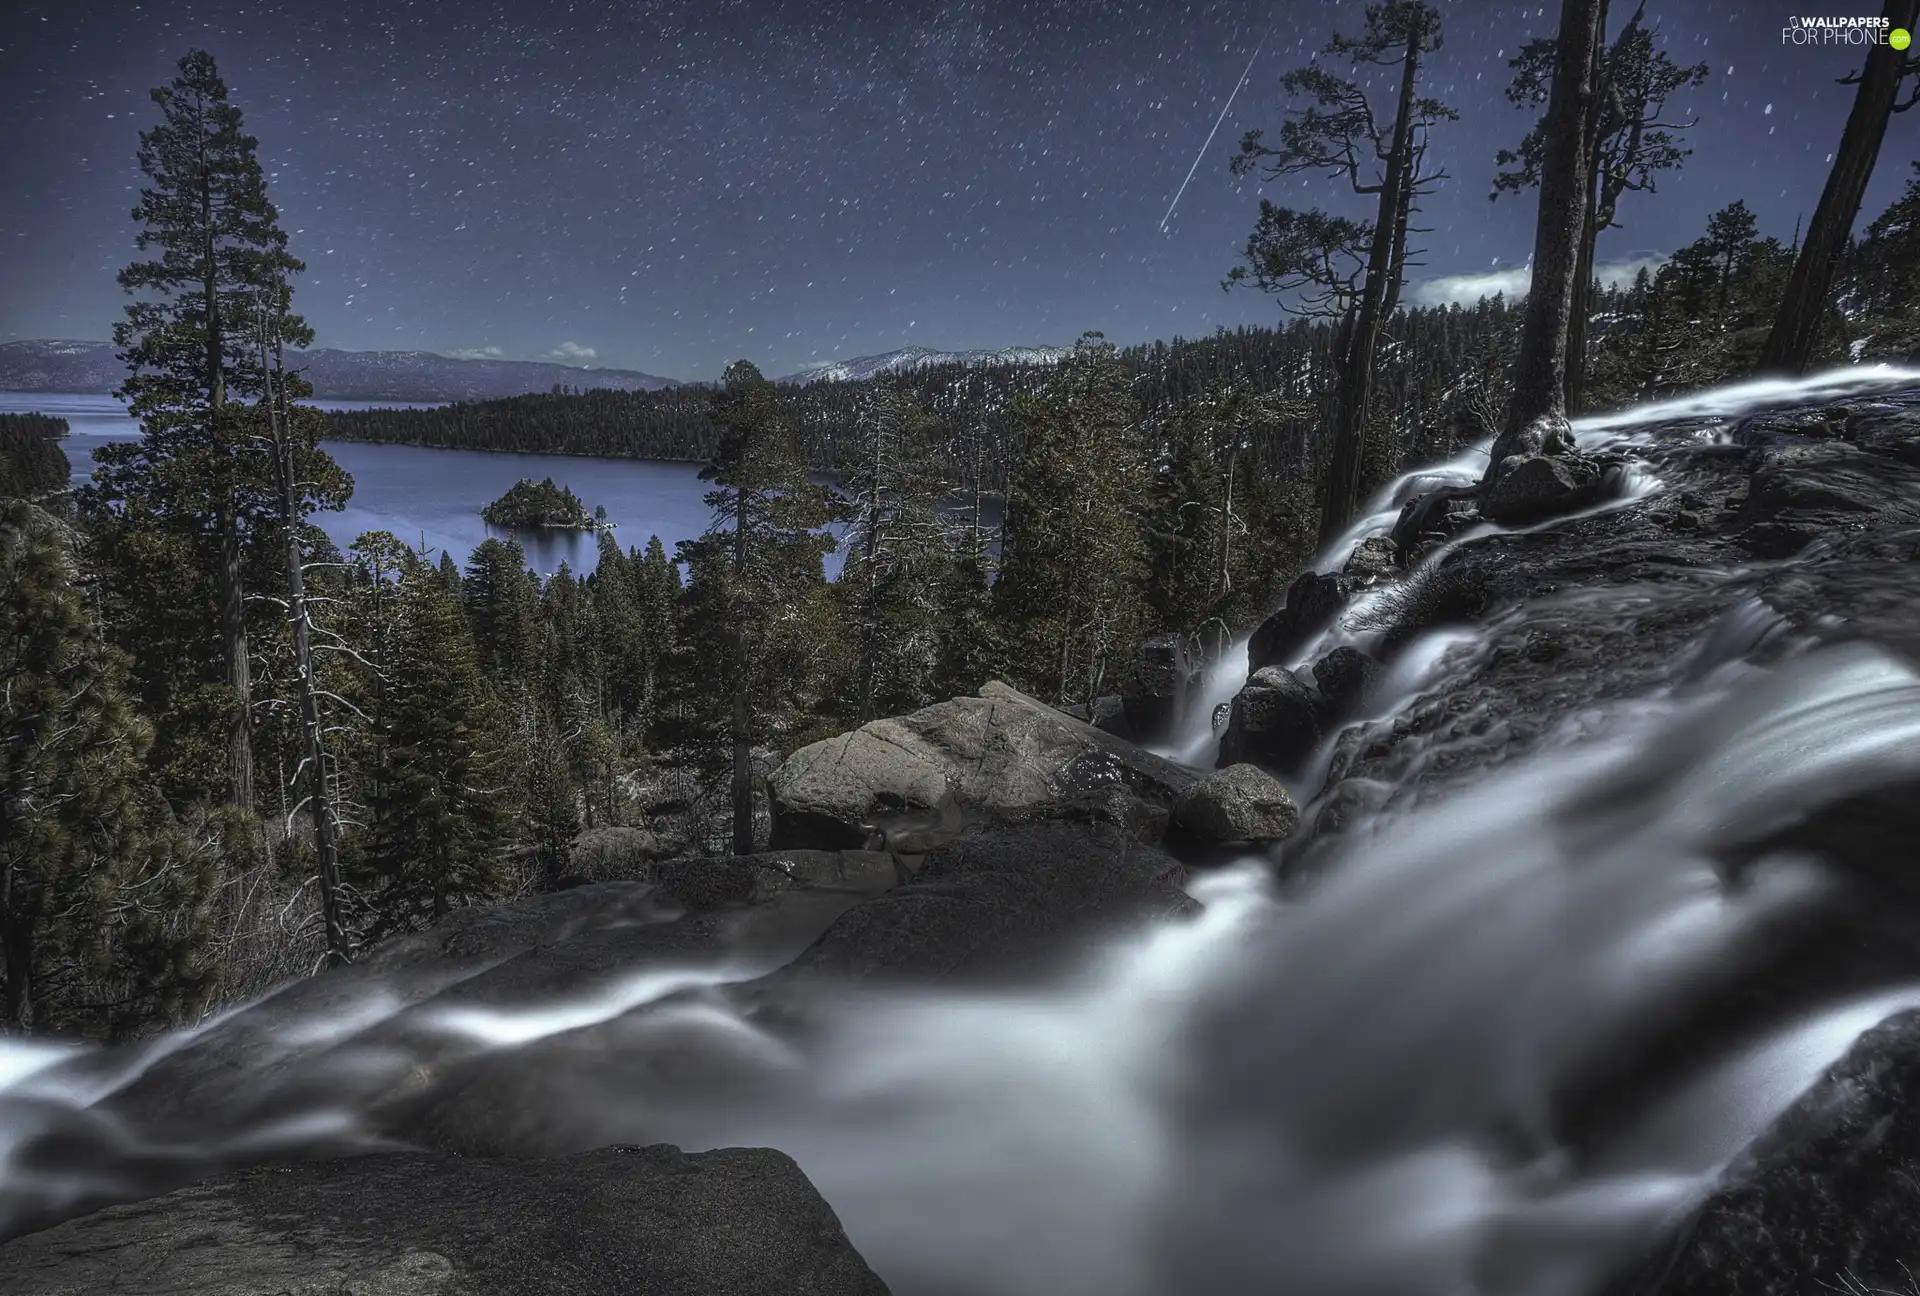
6,391,809,578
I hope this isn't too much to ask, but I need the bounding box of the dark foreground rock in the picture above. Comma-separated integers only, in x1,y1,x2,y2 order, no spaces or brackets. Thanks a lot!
0,1144,890,1296
1616,1011,1920,1296
766,680,1198,850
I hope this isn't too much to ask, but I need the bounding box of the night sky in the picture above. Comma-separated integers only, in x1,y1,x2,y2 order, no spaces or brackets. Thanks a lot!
1,0,1915,383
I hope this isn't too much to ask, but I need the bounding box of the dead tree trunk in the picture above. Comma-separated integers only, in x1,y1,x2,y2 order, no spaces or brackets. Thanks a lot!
1759,0,1920,373
1316,18,1426,550
261,320,347,968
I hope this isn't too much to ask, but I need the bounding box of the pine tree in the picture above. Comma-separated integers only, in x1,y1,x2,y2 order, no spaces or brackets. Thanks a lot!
97,49,312,813
462,538,540,682
343,550,511,938
1228,1,1453,547
838,381,953,722
993,336,1150,707
669,361,836,854
1847,163,1920,357
0,501,218,1037
0,416,73,502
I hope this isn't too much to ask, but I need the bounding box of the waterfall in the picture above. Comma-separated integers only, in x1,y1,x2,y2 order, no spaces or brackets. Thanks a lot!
5,365,1920,1295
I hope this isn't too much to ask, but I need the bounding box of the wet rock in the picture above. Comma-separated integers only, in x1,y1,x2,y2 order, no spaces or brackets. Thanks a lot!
1218,666,1328,775
1733,434,1920,559
1121,633,1197,743
0,1145,891,1296
1487,409,1578,464
1311,646,1382,719
1174,764,1299,845
1247,570,1350,672
765,821,1195,986
1341,533,1400,586
651,849,905,910
766,681,1197,851
1389,487,1480,563
1616,1011,1920,1296
1479,452,1606,524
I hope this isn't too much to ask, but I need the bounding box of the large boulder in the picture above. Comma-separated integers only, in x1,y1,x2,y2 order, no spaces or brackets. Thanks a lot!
1247,570,1350,672
0,1144,891,1296
1217,666,1329,774
1479,452,1607,524
766,682,1198,851
1311,646,1383,720
1173,764,1299,845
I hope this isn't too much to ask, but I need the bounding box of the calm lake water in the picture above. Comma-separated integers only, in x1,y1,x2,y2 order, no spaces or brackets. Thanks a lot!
5,391,814,578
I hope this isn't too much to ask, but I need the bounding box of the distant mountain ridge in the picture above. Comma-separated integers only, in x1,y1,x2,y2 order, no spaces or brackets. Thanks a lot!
0,340,679,402
0,339,1075,401
777,344,1071,385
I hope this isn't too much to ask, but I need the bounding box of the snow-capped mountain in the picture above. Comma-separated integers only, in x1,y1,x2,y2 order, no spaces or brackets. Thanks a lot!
0,340,679,401
779,344,1071,385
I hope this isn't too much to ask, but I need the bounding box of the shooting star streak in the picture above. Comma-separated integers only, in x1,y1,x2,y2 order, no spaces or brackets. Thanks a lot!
1160,33,1268,233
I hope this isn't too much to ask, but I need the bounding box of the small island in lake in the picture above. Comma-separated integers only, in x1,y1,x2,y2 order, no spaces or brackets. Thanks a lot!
481,476,612,530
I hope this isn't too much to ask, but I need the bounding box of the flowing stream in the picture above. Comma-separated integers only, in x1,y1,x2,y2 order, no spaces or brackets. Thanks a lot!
6,367,1920,1294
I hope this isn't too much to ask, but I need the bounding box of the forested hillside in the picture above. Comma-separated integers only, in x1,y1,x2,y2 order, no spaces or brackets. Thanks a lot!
323,183,1920,492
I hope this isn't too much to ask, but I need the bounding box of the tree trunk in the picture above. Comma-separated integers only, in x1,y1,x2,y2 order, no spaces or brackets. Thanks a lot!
200,119,252,813
1759,0,1919,374
218,509,254,811
1,869,33,1033
1491,0,1610,469
1315,18,1424,551
730,484,755,855
1565,12,1610,417
264,342,348,968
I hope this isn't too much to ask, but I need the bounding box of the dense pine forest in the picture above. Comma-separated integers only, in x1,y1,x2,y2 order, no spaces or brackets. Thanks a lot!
3,15,1918,1043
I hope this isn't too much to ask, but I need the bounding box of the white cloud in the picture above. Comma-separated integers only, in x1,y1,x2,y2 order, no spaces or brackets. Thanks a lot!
1411,254,1670,308
444,345,505,360
542,341,599,364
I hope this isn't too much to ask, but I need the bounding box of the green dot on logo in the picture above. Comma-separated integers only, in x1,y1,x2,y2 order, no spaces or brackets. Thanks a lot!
1893,27,1913,50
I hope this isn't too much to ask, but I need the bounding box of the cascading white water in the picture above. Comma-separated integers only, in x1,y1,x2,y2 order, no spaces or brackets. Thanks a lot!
1155,363,1920,770
5,366,1920,1295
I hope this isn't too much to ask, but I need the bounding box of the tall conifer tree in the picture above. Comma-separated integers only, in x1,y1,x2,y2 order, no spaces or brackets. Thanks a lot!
99,49,306,812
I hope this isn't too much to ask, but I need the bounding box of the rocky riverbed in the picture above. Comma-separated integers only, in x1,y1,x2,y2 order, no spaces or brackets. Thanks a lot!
4,367,1920,1295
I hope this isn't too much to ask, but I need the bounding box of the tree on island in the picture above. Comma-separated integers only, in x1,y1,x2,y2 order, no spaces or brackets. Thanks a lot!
480,477,607,530
1228,0,1452,549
